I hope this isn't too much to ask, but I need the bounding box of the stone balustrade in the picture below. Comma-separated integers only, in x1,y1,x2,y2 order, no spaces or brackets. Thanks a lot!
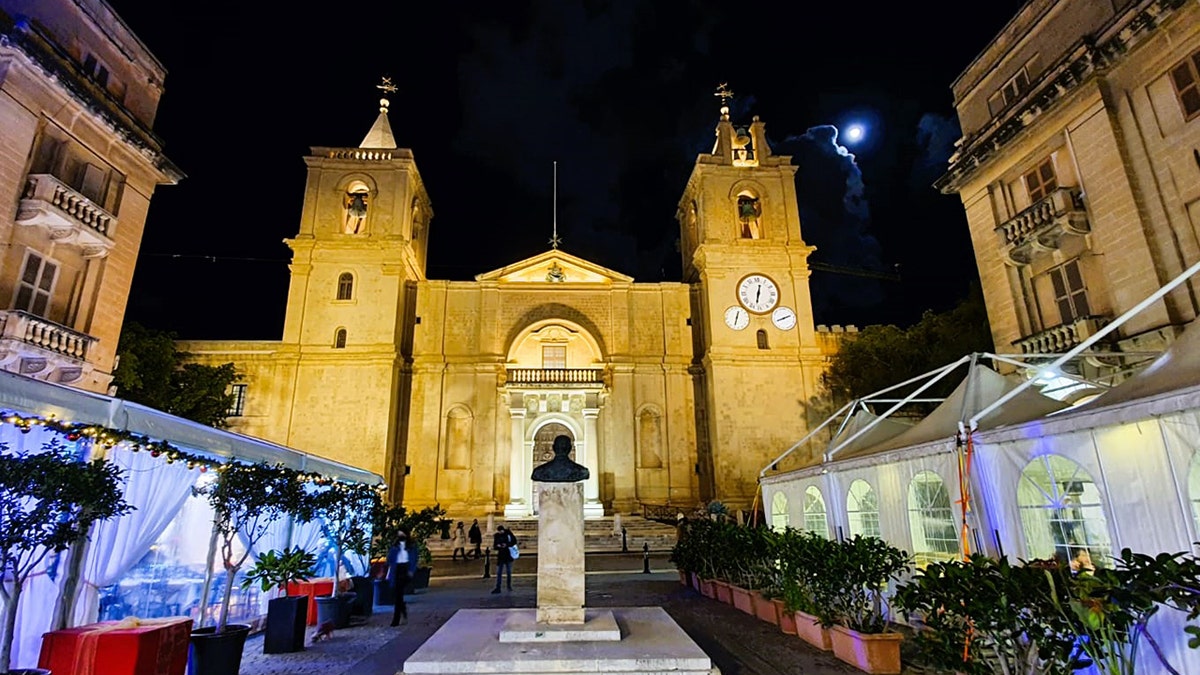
0,310,95,360
997,188,1088,264
506,368,604,385
19,173,115,239
1013,316,1108,354
323,148,394,161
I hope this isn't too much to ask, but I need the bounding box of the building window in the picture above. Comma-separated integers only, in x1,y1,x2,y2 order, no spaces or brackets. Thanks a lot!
336,273,354,300
737,194,762,239
846,479,881,539
1169,49,1200,120
1017,454,1111,571
542,345,566,369
756,329,769,350
227,384,247,417
1048,259,1090,324
803,485,828,538
14,251,57,317
907,471,959,567
988,66,1031,116
334,328,347,349
1023,157,1057,203
770,492,788,532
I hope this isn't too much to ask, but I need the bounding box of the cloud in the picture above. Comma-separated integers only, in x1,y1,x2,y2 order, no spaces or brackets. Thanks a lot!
911,113,961,188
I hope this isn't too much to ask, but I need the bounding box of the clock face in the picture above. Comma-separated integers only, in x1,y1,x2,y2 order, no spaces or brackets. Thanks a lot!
723,306,749,331
737,274,779,314
772,307,797,331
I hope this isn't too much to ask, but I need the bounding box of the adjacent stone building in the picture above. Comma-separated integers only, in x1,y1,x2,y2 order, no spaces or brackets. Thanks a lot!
181,93,837,515
0,0,181,393
937,0,1200,362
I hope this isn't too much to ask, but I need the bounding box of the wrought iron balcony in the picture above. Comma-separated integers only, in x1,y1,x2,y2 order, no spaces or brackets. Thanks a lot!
504,368,604,386
16,174,116,257
997,188,1088,265
1012,316,1109,354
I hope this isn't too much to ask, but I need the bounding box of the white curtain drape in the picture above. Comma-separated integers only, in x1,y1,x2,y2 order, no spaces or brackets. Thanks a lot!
12,554,61,668
74,447,199,625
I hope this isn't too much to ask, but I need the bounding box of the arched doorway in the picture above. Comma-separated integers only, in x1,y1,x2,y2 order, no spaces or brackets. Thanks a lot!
532,422,575,514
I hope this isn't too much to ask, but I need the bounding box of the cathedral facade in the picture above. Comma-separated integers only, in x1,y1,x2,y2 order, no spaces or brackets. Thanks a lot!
179,95,836,515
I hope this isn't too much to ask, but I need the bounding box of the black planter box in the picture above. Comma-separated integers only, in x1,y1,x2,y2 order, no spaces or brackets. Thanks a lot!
406,566,431,594
350,576,373,615
374,577,394,606
189,624,251,675
263,595,308,654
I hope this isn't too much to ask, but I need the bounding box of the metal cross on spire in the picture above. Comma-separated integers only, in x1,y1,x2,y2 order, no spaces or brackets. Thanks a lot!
714,82,734,117
376,76,398,114
549,161,562,250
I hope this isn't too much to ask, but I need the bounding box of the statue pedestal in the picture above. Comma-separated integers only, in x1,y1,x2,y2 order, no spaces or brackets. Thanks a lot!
534,480,585,624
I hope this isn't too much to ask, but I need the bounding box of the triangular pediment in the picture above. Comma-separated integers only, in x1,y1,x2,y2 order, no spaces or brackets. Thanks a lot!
475,249,634,284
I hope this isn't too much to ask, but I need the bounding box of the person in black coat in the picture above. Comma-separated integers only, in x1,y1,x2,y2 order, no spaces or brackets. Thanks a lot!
468,519,482,559
387,531,411,626
490,525,518,593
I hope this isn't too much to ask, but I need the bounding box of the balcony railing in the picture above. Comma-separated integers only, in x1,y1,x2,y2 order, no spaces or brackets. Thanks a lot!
1012,316,1109,354
997,188,1088,265
0,310,96,360
16,174,116,256
505,368,604,386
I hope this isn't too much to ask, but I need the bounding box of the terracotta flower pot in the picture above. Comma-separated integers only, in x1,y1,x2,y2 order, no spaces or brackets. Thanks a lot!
794,610,832,651
772,599,796,635
712,580,732,604
750,590,778,625
829,624,903,674
730,585,755,615
699,578,715,598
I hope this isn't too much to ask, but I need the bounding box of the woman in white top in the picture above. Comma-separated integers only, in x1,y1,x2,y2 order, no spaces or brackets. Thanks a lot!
452,521,467,561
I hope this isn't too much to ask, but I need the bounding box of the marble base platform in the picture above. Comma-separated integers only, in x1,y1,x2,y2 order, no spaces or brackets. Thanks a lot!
499,609,621,642
402,607,718,674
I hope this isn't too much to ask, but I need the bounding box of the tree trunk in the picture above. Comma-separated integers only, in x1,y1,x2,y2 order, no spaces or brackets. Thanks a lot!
53,534,90,630
196,519,220,629
332,544,342,597
1,577,24,673
217,563,238,632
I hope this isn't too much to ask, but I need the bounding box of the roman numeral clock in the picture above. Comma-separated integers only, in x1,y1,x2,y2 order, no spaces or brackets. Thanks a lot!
724,273,797,331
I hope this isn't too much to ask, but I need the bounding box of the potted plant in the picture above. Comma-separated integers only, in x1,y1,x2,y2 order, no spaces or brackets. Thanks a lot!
778,530,836,650
191,462,302,675
241,547,317,654
301,481,380,629
820,535,911,674
392,505,445,594
0,440,130,675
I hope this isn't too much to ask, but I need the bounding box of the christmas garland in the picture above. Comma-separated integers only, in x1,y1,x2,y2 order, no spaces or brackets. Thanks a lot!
0,410,383,490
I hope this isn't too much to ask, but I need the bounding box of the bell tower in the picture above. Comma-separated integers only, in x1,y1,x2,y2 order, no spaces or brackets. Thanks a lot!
679,85,825,508
279,78,431,497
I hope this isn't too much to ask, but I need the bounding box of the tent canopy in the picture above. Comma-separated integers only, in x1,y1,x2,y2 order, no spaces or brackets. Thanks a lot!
0,369,383,485
1086,322,1200,409
833,365,1068,461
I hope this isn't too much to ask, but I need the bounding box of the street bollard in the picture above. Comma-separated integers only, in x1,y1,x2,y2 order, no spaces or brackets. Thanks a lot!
642,542,651,574
483,548,491,579
621,526,628,553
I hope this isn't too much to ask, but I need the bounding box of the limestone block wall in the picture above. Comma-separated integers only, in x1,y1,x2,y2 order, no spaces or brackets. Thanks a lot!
175,340,296,447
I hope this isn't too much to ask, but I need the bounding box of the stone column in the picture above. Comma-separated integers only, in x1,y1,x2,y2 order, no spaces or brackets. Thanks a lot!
504,408,530,518
535,480,585,624
582,408,604,518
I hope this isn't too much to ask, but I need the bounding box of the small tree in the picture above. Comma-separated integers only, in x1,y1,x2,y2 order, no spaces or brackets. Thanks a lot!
301,482,380,596
372,503,445,568
0,440,130,672
200,462,303,632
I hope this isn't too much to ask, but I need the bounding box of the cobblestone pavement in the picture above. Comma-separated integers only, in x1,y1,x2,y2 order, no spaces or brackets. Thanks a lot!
240,557,863,675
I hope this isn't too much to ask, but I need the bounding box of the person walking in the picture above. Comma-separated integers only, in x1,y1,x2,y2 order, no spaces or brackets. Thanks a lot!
451,521,467,561
468,519,482,559
490,525,518,593
388,531,411,626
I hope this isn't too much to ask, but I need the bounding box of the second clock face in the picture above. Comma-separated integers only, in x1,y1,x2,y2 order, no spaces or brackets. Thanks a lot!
737,274,779,314
723,306,749,330
772,307,797,330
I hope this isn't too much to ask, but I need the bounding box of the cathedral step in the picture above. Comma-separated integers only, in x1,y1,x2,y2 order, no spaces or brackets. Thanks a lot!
424,515,680,553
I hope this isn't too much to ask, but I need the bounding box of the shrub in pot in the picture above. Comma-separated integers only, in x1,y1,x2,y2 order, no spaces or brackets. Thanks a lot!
372,503,445,597
819,535,911,674
241,547,317,654
776,529,835,648
301,481,380,628
192,462,303,675
0,440,130,674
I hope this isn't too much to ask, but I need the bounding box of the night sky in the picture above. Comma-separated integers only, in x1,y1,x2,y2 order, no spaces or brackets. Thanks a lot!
108,1,1024,340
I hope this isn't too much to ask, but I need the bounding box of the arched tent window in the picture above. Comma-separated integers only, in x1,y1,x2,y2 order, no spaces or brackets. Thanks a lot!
770,492,788,532
1190,454,1200,535
336,272,354,300
846,479,881,539
334,328,347,349
907,471,959,567
803,486,827,538
1018,455,1112,570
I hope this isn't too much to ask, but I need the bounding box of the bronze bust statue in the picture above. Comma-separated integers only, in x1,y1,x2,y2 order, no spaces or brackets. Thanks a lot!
531,435,589,483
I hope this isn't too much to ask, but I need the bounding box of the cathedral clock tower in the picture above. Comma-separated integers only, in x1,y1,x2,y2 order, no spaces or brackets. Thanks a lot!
679,88,825,509
279,79,431,499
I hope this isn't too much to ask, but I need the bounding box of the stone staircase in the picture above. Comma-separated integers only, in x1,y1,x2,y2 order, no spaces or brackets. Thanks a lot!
424,515,679,555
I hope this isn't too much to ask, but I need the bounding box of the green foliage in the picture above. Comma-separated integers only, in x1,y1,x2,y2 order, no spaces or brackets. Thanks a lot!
821,286,993,406
241,547,317,594
372,503,445,567
776,529,837,622
113,322,240,428
0,440,131,672
817,535,911,633
301,482,381,577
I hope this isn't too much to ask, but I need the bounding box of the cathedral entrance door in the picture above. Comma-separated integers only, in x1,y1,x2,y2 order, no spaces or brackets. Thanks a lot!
531,422,574,515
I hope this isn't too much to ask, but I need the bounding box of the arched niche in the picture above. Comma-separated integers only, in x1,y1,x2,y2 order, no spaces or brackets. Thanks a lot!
506,319,604,370
635,405,664,469
444,405,473,470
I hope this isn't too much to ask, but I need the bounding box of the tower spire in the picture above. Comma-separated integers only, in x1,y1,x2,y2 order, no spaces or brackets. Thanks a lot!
359,76,398,149
549,161,561,250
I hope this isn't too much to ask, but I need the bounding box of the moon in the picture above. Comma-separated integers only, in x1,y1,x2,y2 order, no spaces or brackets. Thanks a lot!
844,124,865,143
